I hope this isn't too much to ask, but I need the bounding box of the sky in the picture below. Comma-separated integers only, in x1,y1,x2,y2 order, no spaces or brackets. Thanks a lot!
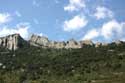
0,0,125,42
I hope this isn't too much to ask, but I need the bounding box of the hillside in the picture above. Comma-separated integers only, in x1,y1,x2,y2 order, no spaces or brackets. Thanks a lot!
0,37,125,83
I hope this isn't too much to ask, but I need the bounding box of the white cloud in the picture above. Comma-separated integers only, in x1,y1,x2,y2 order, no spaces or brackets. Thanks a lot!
94,6,113,20
101,20,123,39
0,23,30,39
64,0,86,12
82,20,125,41
63,15,88,32
82,29,100,40
0,13,11,24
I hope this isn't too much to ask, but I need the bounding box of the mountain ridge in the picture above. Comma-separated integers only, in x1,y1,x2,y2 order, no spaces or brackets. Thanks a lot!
0,34,124,50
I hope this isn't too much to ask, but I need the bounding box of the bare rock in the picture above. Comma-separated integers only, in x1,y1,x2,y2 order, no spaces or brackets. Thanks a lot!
0,34,27,50
30,34,49,46
102,43,108,46
95,42,102,47
55,41,66,48
114,40,122,45
80,40,94,46
48,41,57,48
65,39,81,49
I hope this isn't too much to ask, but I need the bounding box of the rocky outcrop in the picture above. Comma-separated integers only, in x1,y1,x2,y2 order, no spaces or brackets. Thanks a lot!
95,42,102,47
29,34,93,49
0,34,124,50
114,40,123,45
80,40,94,46
48,41,66,48
65,39,81,49
30,34,49,47
0,34,28,50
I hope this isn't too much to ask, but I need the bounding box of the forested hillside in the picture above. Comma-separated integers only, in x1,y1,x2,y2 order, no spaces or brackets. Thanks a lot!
0,42,125,83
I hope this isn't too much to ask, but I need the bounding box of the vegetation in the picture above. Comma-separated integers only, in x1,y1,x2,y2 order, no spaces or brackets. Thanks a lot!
0,43,125,83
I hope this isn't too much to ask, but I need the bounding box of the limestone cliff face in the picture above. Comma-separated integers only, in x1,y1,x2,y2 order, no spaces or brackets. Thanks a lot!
29,34,49,47
0,34,27,50
80,40,94,46
114,40,123,45
29,34,94,49
0,34,123,50
48,41,66,48
95,42,102,47
65,39,81,49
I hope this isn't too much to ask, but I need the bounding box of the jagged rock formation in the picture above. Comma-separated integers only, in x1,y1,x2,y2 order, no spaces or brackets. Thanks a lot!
95,42,102,47
29,34,49,47
48,41,66,48
114,40,123,45
102,43,109,46
80,40,94,47
0,34,28,50
29,34,94,49
65,39,81,49
0,34,124,50
29,35,66,48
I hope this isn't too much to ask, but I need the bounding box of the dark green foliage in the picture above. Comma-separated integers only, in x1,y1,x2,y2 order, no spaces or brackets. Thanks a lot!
0,43,125,83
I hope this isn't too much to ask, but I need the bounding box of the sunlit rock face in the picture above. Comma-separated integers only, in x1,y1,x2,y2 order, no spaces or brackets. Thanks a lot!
102,42,108,46
29,34,50,47
25,34,95,49
0,34,124,51
65,39,81,49
54,41,66,48
95,42,102,47
0,34,27,50
80,40,94,47
114,40,123,45
29,35,84,49
1,34,124,50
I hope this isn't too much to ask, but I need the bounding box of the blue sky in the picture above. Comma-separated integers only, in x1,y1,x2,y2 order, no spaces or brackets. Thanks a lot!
0,0,125,42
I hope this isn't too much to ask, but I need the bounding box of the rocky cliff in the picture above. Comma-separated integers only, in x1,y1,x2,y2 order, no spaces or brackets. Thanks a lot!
29,34,50,47
0,34,123,50
0,34,28,50
29,34,94,49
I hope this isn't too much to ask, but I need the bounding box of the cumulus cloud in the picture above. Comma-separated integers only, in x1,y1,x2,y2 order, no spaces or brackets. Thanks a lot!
101,20,124,40
0,13,11,24
94,6,113,20
64,0,86,12
82,20,125,41
0,23,30,39
82,29,100,40
63,15,88,32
